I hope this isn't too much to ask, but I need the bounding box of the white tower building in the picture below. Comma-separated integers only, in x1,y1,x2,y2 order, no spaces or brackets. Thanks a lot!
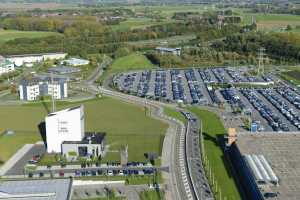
45,105,84,153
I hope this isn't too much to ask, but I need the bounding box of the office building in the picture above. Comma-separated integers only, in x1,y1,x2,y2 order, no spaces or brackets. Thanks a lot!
62,132,106,159
7,52,67,67
45,105,85,153
61,58,90,66
0,55,15,75
19,76,68,101
155,47,181,56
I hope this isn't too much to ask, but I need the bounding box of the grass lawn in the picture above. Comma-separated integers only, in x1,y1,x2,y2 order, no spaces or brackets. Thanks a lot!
99,53,156,84
0,30,60,44
280,70,300,86
0,97,167,165
163,107,187,124
187,107,242,200
139,190,164,200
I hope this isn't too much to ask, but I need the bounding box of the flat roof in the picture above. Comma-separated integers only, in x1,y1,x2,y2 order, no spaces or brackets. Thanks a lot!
0,178,72,200
6,52,67,58
235,132,300,199
63,132,106,145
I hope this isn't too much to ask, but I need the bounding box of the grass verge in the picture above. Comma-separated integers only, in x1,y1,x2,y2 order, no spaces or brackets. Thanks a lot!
188,107,242,200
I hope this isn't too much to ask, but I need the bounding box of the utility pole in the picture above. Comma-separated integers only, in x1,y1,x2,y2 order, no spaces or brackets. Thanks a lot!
51,72,56,113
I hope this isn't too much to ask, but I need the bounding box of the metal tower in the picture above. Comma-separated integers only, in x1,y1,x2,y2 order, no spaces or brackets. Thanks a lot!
257,47,266,76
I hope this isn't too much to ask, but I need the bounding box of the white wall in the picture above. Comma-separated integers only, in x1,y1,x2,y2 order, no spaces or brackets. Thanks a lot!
0,63,15,75
45,105,85,153
7,53,67,67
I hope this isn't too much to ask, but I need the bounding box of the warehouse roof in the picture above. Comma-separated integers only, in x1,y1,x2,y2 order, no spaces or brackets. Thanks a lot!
235,132,300,199
0,178,72,200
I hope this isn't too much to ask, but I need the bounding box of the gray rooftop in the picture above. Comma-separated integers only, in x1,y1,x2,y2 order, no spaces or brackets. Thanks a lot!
0,178,72,200
236,132,300,200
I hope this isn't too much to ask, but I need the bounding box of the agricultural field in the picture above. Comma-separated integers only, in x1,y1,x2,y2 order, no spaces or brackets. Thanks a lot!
0,97,167,165
0,30,60,44
187,107,242,200
235,9,300,31
109,18,173,32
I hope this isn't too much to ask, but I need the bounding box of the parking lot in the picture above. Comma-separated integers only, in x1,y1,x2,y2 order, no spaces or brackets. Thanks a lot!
114,67,300,133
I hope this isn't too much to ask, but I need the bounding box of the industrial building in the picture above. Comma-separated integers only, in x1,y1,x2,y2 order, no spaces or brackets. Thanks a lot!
19,76,68,101
62,132,106,159
228,132,300,200
0,178,72,200
7,52,67,67
61,57,90,66
46,105,85,153
155,47,181,56
0,55,15,75
48,66,81,74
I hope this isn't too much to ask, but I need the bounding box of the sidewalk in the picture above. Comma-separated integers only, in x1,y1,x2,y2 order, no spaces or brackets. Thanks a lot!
0,144,34,176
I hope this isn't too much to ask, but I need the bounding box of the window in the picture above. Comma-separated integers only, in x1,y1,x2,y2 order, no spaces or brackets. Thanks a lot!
78,146,88,157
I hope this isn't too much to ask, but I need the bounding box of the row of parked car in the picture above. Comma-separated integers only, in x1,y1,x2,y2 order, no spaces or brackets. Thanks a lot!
211,68,228,83
171,70,187,103
137,71,151,97
154,71,167,99
241,89,287,131
277,88,300,110
220,88,246,110
199,69,214,84
121,73,137,93
185,69,205,104
258,89,299,130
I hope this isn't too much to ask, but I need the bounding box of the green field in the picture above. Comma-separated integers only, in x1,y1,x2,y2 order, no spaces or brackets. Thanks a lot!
234,9,300,31
139,190,164,200
0,30,60,44
187,107,241,200
280,69,300,86
99,53,156,84
110,18,173,32
0,97,167,164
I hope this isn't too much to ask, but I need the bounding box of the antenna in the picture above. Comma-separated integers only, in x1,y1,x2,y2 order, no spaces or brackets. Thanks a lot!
51,72,56,113
257,47,266,76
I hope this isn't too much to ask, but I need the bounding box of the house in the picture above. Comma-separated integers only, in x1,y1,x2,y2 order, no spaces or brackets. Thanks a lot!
19,76,68,101
7,52,67,67
0,55,15,75
155,47,181,56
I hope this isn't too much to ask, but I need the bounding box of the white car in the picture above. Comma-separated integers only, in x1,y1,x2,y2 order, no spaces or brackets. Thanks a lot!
107,170,113,176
